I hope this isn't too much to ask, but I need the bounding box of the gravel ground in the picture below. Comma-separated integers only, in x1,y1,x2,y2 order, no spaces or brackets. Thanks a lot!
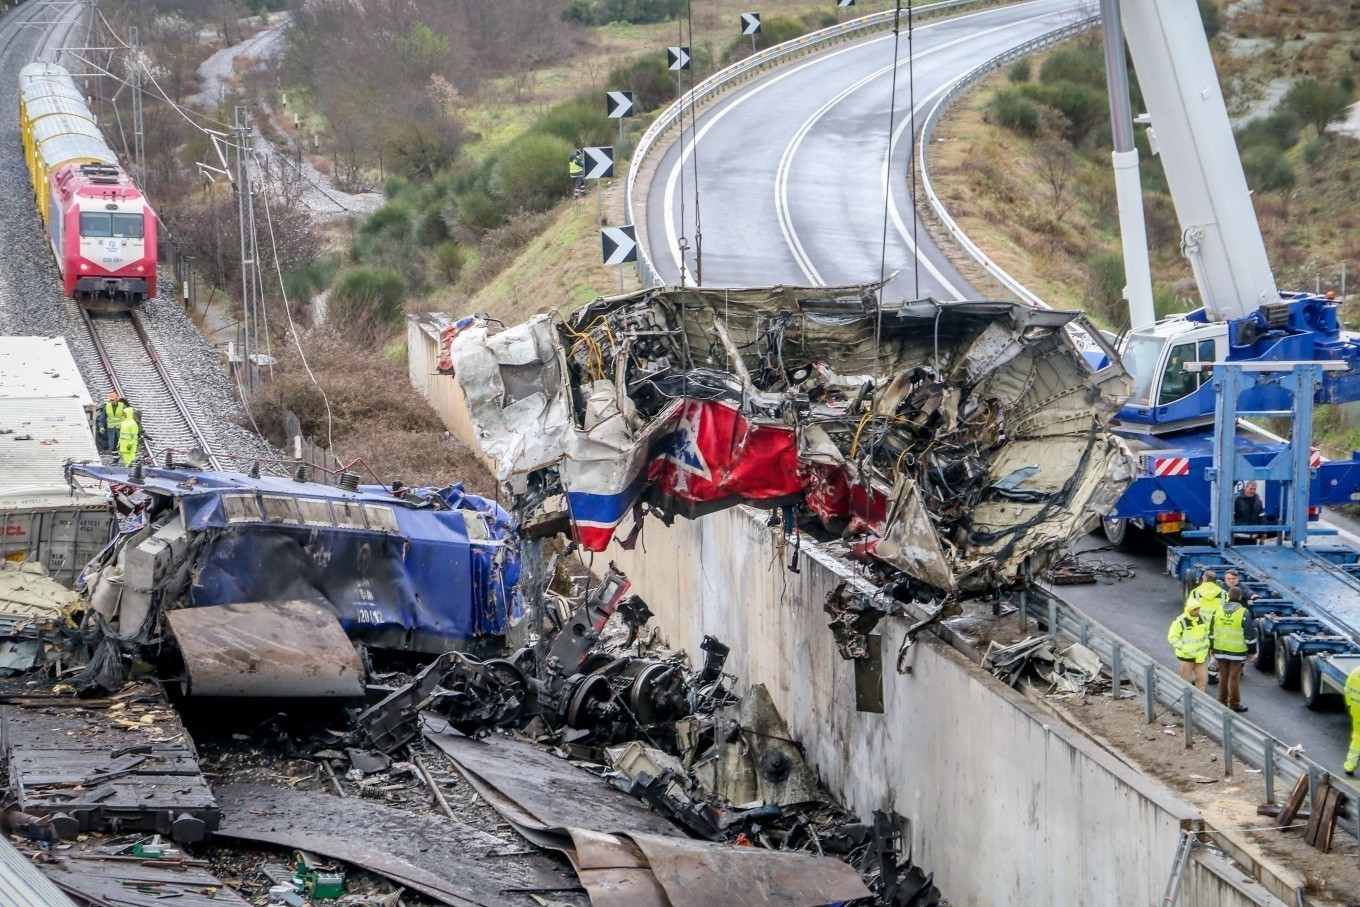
0,6,278,467
189,12,289,108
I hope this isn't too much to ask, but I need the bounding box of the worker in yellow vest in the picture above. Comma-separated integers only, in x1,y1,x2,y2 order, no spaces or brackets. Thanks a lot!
1345,667,1360,775
1210,587,1256,713
1168,599,1211,691
102,392,126,453
118,407,140,466
1185,569,1226,619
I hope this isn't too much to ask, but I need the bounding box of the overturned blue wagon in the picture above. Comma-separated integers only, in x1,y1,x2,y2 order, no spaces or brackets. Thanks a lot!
69,464,523,695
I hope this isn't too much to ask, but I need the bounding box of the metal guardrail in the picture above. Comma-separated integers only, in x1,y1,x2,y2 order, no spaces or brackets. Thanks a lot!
625,0,1009,288
916,17,1098,307
1029,584,1360,846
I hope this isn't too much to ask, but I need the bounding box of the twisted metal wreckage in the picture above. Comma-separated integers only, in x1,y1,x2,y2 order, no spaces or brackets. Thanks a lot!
449,284,1136,593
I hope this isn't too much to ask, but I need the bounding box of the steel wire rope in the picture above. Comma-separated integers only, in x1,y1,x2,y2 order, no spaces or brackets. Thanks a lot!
675,13,688,285
258,158,336,456
685,0,701,284
875,2,909,375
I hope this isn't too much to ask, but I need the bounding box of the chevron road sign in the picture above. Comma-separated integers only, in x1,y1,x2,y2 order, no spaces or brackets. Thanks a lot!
837,0,855,7
606,91,634,118
668,46,691,71
601,225,638,266
741,12,761,35
583,146,614,180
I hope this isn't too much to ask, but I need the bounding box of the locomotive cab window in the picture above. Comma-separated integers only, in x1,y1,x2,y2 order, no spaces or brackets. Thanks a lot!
80,213,144,238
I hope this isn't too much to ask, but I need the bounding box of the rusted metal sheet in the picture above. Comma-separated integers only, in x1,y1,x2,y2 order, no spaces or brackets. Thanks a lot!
423,724,871,907
0,835,78,907
165,600,365,697
422,722,685,839
212,784,582,907
1,688,219,843
37,852,250,907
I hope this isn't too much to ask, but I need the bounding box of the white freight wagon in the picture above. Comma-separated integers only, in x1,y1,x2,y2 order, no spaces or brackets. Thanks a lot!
0,336,113,585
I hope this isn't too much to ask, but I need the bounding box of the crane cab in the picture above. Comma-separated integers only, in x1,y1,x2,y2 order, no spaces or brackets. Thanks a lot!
1118,319,1227,431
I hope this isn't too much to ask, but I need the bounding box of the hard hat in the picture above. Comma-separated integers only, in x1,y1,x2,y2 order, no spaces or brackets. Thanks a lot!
107,391,118,401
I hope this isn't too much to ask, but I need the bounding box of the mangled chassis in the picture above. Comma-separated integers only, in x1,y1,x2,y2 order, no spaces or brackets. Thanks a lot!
453,285,1133,593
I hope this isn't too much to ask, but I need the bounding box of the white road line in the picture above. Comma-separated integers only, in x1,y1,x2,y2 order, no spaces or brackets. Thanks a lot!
659,1,1057,283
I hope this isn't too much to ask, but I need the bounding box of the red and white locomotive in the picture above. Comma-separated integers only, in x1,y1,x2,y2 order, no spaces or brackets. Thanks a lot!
19,63,157,301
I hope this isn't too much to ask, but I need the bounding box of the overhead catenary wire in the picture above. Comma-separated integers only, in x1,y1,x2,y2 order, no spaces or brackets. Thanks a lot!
875,2,909,375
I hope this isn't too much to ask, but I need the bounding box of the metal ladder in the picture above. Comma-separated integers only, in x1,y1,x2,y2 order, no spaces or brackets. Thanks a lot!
1161,828,1196,906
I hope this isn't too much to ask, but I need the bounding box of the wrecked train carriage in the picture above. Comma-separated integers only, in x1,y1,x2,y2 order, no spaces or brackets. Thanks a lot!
70,465,522,658
451,286,1134,593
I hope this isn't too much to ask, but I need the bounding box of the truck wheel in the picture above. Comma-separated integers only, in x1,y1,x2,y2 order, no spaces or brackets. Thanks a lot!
1300,657,1340,712
1274,634,1301,690
1101,516,1128,547
1253,619,1275,672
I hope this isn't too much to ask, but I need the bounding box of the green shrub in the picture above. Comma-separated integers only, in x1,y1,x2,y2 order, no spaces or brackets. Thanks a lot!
533,97,615,148
361,201,413,242
1281,77,1353,136
1235,110,1301,152
329,267,405,329
383,175,410,200
1303,137,1327,166
447,189,506,233
1241,146,1296,194
1197,0,1221,40
490,133,577,213
1039,48,1102,87
1087,253,1126,324
414,203,450,246
431,242,470,284
990,90,1040,136
1023,82,1106,143
607,56,674,113
561,0,683,26
1007,60,1031,83
734,15,805,56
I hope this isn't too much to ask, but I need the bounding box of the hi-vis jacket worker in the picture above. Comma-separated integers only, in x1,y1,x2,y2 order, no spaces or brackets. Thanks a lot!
1345,667,1360,775
118,408,140,466
1185,569,1226,620
1168,599,1211,691
569,150,585,197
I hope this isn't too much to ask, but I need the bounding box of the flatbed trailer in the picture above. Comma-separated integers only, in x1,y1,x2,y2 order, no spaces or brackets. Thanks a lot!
1165,362,1360,711
1168,543,1360,708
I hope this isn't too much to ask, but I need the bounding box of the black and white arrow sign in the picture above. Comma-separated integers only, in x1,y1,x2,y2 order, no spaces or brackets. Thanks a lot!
741,12,761,35
836,0,855,7
667,46,691,71
583,146,614,180
601,225,638,266
606,91,634,119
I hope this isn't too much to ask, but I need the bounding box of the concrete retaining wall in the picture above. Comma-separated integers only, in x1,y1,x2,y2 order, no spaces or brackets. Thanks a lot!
608,505,1285,907
406,317,493,472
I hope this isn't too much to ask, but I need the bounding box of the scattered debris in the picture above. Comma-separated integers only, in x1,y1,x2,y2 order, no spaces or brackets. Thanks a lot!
982,636,1106,692
1,683,219,843
0,560,77,675
34,843,250,907
451,287,1133,593
212,783,583,906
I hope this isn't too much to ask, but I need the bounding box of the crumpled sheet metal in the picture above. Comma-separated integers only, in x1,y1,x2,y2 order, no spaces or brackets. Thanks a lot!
212,784,580,907
452,287,1134,592
37,852,251,907
165,600,366,698
423,722,870,907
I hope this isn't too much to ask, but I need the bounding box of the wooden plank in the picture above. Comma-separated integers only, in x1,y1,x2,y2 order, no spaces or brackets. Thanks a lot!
1315,787,1343,853
1302,774,1330,846
1276,773,1309,827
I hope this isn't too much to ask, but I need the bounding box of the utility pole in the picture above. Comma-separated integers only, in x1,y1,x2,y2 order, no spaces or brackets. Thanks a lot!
234,107,258,391
129,25,144,191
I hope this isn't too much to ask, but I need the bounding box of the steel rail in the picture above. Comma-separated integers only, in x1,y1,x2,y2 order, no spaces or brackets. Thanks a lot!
80,306,223,470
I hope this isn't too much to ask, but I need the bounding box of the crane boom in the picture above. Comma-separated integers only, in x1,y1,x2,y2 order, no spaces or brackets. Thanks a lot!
1118,0,1278,322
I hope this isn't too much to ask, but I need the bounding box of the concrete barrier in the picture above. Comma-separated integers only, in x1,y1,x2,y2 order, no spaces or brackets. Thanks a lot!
608,505,1287,907
406,315,494,473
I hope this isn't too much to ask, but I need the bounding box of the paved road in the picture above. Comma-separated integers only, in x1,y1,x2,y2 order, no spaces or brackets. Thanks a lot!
641,0,1359,776
1054,523,1358,775
642,0,1088,301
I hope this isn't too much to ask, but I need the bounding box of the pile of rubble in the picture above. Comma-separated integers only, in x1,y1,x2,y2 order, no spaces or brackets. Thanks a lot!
1,550,940,906
450,285,1133,594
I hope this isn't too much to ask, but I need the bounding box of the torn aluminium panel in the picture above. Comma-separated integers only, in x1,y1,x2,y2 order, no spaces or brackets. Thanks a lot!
69,466,522,656
450,287,1134,592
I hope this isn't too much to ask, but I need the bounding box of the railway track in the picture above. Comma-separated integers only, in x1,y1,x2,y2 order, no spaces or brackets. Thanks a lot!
81,306,223,470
